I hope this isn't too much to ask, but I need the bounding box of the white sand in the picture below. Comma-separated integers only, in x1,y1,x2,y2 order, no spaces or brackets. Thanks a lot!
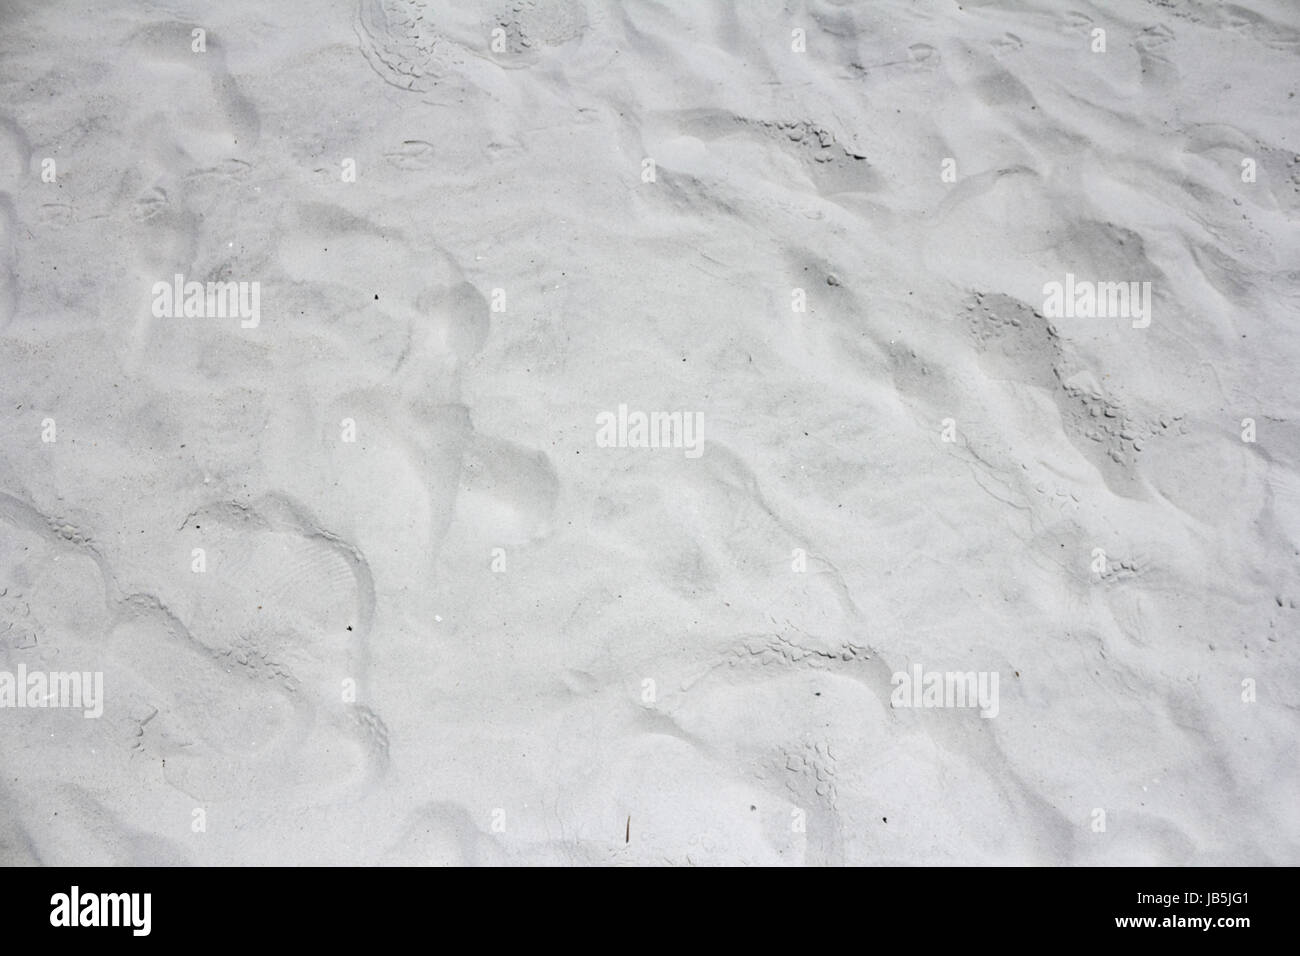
1,0,1297,865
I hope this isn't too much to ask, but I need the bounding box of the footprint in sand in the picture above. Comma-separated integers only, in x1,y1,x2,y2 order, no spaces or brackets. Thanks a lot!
355,0,470,92
990,33,1023,57
109,22,259,359
110,494,388,803
906,43,939,69
264,202,489,596
0,488,387,808
488,0,589,56
1061,11,1094,37
1134,23,1178,91
1214,5,1300,53
264,199,561,612
455,433,560,546
383,139,438,170
121,21,259,157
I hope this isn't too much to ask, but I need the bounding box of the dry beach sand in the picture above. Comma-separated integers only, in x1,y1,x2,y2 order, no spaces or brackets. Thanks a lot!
0,0,1298,865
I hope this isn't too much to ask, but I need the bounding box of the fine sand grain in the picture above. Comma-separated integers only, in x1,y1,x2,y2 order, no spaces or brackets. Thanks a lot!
0,0,1297,865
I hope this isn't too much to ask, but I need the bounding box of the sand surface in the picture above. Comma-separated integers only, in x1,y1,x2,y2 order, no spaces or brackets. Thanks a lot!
1,0,1298,865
